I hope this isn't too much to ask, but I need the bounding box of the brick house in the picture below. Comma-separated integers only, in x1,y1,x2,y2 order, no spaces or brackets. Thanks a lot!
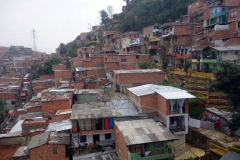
111,69,165,94
52,109,72,122
27,132,70,160
114,118,177,160
104,54,149,73
73,89,104,104
128,84,195,148
70,102,119,155
21,118,49,136
41,92,73,118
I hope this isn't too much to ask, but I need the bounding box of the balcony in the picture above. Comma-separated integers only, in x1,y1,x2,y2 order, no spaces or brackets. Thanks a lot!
170,125,186,134
210,11,226,19
202,59,218,63
130,148,171,160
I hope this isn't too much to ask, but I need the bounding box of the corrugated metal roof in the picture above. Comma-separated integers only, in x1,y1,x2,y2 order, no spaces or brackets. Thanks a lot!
212,47,240,51
75,67,104,72
220,151,240,160
113,69,163,74
115,119,178,145
46,120,72,132
128,84,195,99
9,120,23,133
206,107,232,121
71,102,122,120
48,132,70,145
111,100,139,116
74,89,104,94
27,132,49,150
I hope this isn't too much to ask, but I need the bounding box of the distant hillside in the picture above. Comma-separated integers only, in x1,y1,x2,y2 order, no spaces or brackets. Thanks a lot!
113,0,196,32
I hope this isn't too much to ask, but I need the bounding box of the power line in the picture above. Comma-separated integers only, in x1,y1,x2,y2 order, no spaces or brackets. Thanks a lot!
31,29,37,51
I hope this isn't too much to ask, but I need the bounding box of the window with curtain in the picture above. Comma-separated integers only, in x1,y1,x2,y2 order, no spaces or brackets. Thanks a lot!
154,142,163,147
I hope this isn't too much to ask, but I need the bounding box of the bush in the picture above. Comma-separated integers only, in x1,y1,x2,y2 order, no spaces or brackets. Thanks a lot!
189,99,204,119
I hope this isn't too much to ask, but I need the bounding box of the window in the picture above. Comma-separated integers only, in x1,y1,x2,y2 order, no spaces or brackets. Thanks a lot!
230,11,237,18
136,55,139,59
134,35,136,37
175,37,177,41
237,21,240,30
82,71,87,75
154,142,163,147
222,8,225,11
105,57,107,61
122,65,125,69
105,133,111,139
80,135,87,142
112,56,116,60
189,5,191,8
53,147,58,154
208,37,213,42
235,51,238,55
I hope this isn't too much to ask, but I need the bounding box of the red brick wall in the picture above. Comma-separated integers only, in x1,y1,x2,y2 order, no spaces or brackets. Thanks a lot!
14,110,26,120
42,100,71,112
0,145,20,160
27,106,42,113
105,62,119,72
157,94,169,116
74,81,84,89
87,81,99,89
29,144,67,160
0,77,20,83
0,92,17,99
52,64,66,71
113,72,165,85
114,123,128,160
40,74,54,79
15,60,24,67
143,26,153,34
79,129,114,135
83,57,104,67
52,114,71,122
6,63,13,72
172,36,191,46
188,0,203,15
223,0,240,6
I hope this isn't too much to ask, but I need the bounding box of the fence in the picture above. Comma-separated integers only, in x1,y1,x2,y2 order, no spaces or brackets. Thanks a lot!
174,69,215,79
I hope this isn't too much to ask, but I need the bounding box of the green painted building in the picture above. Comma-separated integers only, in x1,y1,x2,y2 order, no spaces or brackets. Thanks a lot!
115,119,177,160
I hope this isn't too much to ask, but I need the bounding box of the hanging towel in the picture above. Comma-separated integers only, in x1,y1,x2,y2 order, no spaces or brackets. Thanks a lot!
78,120,85,131
109,118,114,129
104,119,109,129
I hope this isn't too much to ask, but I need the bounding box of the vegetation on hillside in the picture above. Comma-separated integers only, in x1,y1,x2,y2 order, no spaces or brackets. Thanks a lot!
207,61,240,131
31,57,62,78
113,0,196,32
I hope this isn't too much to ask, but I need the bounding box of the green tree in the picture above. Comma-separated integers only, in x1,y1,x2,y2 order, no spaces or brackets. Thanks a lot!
138,62,149,69
31,63,42,79
207,61,240,131
58,43,67,55
41,57,62,74
99,10,109,25
0,98,7,123
184,59,191,76
161,59,169,71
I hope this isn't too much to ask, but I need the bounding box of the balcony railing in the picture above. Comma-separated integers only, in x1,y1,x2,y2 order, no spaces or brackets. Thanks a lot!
121,59,126,62
170,125,186,134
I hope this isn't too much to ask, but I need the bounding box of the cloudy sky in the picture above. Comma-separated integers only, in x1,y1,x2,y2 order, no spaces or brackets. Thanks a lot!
0,0,125,54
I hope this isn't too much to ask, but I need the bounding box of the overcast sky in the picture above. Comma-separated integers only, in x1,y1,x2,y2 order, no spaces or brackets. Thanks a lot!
0,0,125,54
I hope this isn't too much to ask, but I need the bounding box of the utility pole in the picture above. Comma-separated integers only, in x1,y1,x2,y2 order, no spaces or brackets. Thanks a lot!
2,101,5,120
190,22,194,76
32,29,37,51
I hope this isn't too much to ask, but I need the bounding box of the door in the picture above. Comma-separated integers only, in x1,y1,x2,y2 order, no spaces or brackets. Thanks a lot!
197,64,200,72
206,65,209,73
212,51,216,59
93,134,100,144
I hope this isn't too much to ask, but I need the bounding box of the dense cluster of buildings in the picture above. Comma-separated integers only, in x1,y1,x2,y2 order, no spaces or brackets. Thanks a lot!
1,0,240,159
